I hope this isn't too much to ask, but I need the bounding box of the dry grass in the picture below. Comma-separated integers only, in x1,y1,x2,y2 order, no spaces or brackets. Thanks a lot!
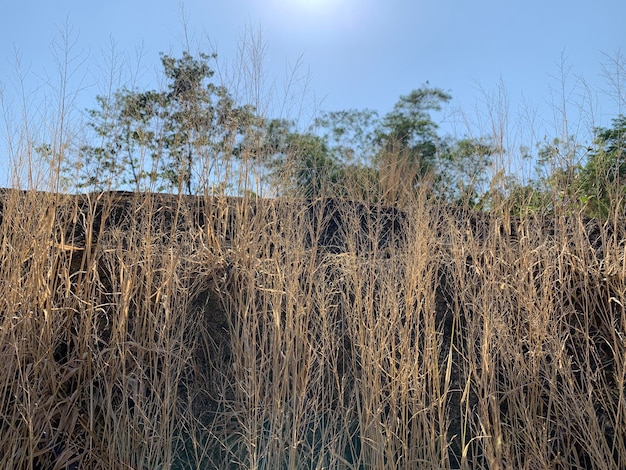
0,184,625,469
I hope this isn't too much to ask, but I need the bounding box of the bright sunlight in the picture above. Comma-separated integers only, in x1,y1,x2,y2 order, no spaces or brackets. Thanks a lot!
265,0,369,34
290,0,337,13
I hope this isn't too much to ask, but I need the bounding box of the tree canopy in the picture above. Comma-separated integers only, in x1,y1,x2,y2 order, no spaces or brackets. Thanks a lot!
56,50,625,217
73,51,255,194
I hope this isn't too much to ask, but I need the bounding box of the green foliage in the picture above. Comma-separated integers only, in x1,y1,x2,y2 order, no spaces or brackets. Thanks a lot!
314,108,379,165
577,115,626,218
77,90,162,191
258,118,343,197
514,117,626,218
75,51,255,194
435,137,495,206
67,60,495,204
282,131,342,198
376,87,450,162
262,85,495,204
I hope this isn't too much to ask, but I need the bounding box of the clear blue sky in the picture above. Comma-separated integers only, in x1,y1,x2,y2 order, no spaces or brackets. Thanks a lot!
1,0,625,187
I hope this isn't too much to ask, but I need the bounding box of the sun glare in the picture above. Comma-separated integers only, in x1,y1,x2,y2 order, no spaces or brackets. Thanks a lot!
265,0,369,34
291,0,336,14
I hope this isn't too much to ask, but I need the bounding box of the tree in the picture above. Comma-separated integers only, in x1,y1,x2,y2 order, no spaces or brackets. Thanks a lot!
499,117,626,218
76,51,255,194
314,109,379,166
74,90,163,191
258,118,343,197
577,115,626,217
377,88,449,153
260,85,495,205
435,137,495,206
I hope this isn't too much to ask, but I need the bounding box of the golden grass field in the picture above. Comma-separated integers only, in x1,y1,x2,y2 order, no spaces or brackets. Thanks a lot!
1,188,624,469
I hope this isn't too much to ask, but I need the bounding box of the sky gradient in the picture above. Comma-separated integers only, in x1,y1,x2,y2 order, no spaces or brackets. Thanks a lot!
1,0,625,186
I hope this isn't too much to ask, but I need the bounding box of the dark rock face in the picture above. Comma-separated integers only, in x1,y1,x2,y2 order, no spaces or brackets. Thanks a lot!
0,190,408,254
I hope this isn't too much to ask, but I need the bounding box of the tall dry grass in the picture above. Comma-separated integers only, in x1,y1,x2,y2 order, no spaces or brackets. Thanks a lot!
1,180,625,469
